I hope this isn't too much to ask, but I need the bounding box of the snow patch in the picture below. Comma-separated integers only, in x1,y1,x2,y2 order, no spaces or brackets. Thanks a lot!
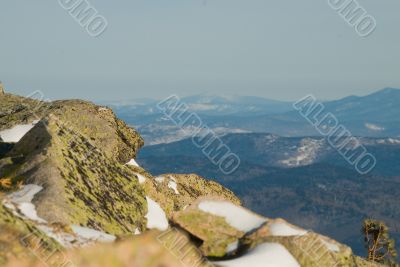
17,203,47,224
134,173,146,184
214,243,300,267
365,123,385,131
37,225,116,248
71,225,116,243
167,176,179,194
126,159,140,167
0,120,39,143
8,184,43,203
269,222,307,237
198,200,267,232
145,197,169,231
226,240,239,254
3,185,117,248
155,176,165,183
37,225,77,248
6,184,46,223
388,138,400,144
280,138,324,167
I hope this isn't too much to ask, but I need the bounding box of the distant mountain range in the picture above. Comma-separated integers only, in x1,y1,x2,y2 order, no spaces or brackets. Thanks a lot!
106,94,293,117
109,88,400,145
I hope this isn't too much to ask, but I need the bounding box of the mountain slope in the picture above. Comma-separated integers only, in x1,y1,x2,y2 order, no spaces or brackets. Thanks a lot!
0,91,389,266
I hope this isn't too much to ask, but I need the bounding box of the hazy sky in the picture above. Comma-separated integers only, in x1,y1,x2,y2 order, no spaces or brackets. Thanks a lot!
0,0,399,102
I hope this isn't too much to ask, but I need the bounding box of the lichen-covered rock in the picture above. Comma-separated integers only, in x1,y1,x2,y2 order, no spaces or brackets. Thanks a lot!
124,167,241,219
0,94,144,163
5,230,213,267
0,195,62,265
0,92,388,267
154,174,241,211
0,93,146,235
172,198,259,257
0,93,50,131
173,198,384,266
1,115,147,235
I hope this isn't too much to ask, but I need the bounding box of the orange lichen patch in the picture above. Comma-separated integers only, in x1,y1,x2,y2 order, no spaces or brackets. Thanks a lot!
0,178,12,189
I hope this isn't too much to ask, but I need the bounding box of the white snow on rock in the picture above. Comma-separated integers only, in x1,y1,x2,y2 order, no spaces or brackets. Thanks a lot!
134,173,146,184
71,225,116,243
3,184,118,248
145,197,169,231
155,176,165,183
226,240,239,254
37,225,77,248
198,200,267,232
37,225,116,248
167,176,180,194
126,158,140,167
168,180,179,194
269,222,308,237
321,239,340,252
17,203,47,224
8,184,43,203
214,243,300,267
6,184,46,223
0,120,39,143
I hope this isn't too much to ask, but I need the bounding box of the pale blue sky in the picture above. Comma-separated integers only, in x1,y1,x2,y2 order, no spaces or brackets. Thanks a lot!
0,0,399,102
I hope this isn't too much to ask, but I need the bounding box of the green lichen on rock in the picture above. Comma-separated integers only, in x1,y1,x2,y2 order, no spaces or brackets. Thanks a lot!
47,100,144,163
155,174,241,212
0,195,62,266
0,93,50,130
4,230,213,267
173,208,242,257
124,167,241,220
172,198,245,258
0,94,144,163
1,91,386,266
242,219,384,267
5,116,147,235
1,93,148,235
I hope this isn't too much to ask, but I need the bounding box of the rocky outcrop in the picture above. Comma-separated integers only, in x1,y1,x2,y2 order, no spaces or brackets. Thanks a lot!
0,92,390,267
173,198,383,267
0,101,147,236
0,196,62,266
4,230,212,267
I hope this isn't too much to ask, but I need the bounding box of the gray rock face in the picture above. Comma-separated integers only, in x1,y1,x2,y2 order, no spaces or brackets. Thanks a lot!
0,82,4,95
